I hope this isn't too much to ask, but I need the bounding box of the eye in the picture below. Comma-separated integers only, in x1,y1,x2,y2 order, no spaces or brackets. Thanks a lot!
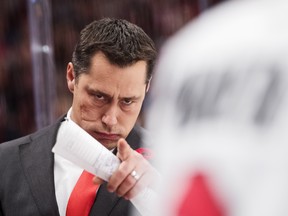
122,98,133,105
95,94,104,100
92,93,108,104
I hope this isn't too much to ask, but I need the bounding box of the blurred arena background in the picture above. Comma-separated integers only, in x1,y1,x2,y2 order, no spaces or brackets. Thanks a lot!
0,0,224,143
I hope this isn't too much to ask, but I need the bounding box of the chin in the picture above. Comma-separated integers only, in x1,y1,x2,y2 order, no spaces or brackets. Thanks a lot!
96,139,117,150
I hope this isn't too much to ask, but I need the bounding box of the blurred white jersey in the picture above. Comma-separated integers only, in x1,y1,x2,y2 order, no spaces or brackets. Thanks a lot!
147,0,288,215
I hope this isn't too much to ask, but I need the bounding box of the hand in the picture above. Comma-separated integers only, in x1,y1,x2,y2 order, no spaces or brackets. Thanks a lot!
93,138,159,200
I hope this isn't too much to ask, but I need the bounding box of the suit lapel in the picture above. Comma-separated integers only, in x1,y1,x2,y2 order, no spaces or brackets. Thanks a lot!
19,120,63,216
89,182,121,215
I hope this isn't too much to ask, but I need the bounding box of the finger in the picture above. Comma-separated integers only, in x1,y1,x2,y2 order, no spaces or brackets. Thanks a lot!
116,138,133,161
115,157,151,197
115,167,145,197
107,156,136,193
123,167,159,200
114,170,139,197
108,141,142,193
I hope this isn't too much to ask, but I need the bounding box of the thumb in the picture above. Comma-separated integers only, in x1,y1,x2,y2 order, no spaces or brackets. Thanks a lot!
116,138,132,161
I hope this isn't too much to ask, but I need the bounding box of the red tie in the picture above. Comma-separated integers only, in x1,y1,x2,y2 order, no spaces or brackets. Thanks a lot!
66,170,99,216
65,148,151,216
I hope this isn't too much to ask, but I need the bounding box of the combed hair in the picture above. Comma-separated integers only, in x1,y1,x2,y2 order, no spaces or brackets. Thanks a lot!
72,18,157,84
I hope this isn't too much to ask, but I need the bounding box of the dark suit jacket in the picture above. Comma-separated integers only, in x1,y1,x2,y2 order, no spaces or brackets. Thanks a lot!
0,116,144,216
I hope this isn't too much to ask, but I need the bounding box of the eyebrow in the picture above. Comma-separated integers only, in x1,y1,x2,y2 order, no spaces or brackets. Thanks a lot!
87,87,142,101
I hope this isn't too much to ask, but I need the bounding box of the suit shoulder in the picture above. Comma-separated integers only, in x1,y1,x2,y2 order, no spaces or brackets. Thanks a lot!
0,135,31,150
0,115,65,151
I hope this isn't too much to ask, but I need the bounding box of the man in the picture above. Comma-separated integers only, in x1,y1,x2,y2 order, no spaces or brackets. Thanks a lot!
0,18,158,216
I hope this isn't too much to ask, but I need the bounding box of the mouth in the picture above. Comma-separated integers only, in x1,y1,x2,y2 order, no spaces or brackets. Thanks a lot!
92,131,121,141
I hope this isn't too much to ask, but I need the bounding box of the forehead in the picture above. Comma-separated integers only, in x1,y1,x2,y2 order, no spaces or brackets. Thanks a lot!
78,52,147,95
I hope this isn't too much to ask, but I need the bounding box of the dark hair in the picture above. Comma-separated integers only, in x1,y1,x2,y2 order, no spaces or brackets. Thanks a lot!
72,18,157,84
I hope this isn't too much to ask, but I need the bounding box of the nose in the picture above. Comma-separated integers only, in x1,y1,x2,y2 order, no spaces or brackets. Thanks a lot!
101,105,118,126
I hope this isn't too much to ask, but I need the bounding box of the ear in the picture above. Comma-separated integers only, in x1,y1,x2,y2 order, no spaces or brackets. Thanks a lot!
145,77,152,93
66,62,75,93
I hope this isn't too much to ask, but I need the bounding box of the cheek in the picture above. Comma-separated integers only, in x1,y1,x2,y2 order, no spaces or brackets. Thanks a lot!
79,97,102,121
121,104,143,125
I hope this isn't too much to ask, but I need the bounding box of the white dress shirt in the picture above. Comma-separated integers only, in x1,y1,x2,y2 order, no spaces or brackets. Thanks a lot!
54,108,83,216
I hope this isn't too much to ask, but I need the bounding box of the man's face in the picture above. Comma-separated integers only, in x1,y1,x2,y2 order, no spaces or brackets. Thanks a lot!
66,52,148,150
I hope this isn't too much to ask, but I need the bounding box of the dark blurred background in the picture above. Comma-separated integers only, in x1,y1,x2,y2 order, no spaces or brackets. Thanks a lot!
0,0,224,143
